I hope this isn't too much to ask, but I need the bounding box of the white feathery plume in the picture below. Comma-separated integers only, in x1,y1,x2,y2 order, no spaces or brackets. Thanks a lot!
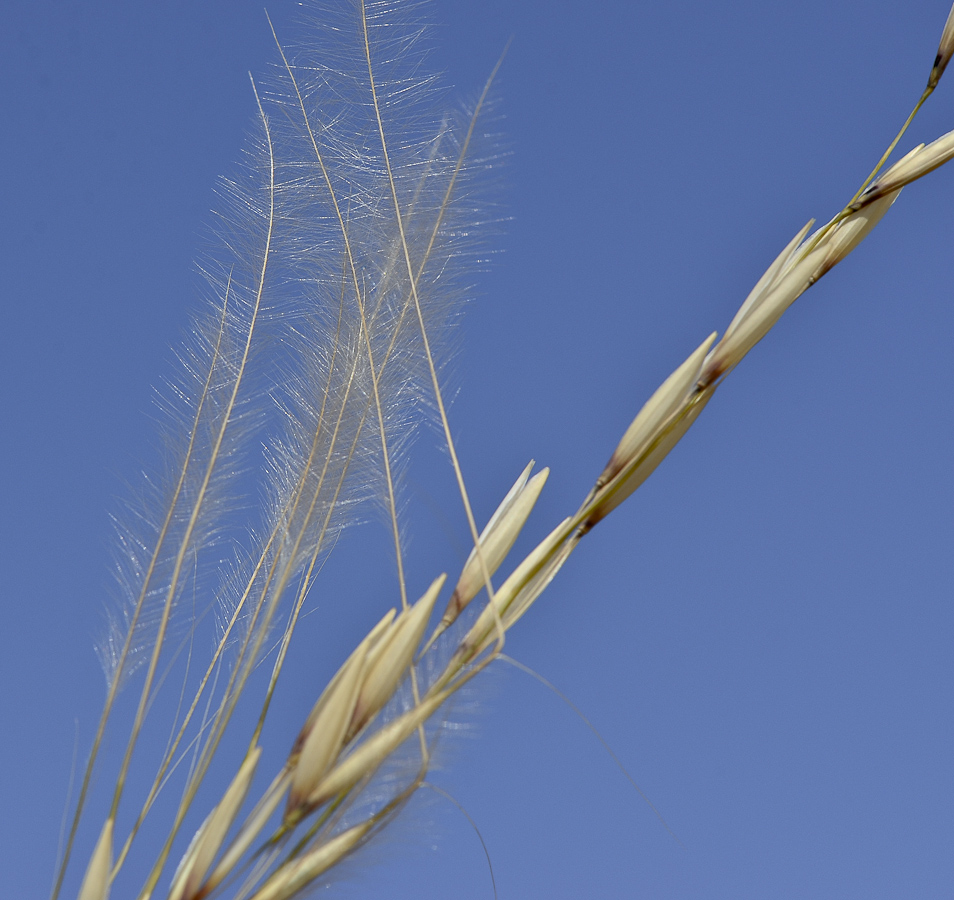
53,2,500,897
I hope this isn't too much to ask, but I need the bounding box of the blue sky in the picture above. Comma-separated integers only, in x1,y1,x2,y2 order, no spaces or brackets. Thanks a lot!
2,1,954,898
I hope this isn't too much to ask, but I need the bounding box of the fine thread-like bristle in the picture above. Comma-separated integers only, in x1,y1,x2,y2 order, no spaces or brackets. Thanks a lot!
54,3,500,897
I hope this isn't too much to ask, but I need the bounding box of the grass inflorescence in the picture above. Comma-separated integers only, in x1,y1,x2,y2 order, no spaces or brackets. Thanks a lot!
32,2,954,898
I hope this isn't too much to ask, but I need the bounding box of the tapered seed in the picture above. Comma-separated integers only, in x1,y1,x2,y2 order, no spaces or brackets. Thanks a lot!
248,821,374,900
168,747,261,900
77,818,113,900
705,247,824,381
813,190,901,272
202,769,292,897
454,517,574,667
722,220,814,344
307,690,450,808
585,387,714,527
489,529,581,645
440,465,549,630
709,190,902,381
859,130,954,204
286,610,400,814
865,142,925,196
595,332,716,495
706,191,899,384
293,609,395,759
287,641,368,812
349,575,445,735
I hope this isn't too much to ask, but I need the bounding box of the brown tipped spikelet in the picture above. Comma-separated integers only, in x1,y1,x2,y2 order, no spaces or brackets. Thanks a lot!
857,129,954,204
287,643,369,813
433,463,549,641
583,332,716,528
703,187,899,387
599,332,716,483
812,190,902,272
928,2,954,88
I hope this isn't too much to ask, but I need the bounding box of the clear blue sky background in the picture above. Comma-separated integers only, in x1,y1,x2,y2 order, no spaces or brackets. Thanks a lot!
2,1,954,898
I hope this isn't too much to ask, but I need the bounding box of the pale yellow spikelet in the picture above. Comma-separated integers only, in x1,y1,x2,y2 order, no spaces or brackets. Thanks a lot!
705,194,904,383
594,331,716,495
488,528,580,646
203,769,292,897
293,609,395,757
168,747,261,900
704,247,826,381
457,516,574,664
860,130,954,202
307,690,450,808
584,388,715,528
286,610,399,815
248,821,374,900
812,190,901,272
928,2,954,88
722,220,815,344
491,517,572,622
349,575,445,735
869,142,927,191
438,464,549,633
578,331,717,529
287,642,368,813
76,818,112,900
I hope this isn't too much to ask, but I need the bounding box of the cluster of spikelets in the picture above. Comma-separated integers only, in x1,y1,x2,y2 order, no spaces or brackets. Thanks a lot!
59,3,954,900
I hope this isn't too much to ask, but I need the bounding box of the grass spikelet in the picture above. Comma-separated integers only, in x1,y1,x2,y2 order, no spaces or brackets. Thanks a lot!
76,819,113,900
247,821,375,900
167,748,261,900
439,463,549,631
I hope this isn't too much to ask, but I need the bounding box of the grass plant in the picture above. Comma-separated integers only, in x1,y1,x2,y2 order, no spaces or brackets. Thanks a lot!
4,1,954,898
